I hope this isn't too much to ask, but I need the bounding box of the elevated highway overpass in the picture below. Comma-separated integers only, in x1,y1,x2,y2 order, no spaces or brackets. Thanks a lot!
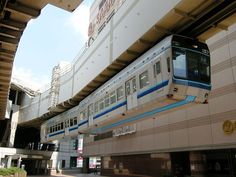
0,0,83,120
17,0,236,127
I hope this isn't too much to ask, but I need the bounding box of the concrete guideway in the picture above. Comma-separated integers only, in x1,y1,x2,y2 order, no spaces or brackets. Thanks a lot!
18,0,236,128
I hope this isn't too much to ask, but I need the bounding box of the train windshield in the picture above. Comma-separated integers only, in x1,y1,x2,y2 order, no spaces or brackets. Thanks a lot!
172,47,210,84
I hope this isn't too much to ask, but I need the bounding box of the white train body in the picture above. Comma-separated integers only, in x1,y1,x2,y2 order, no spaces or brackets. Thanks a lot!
41,35,211,143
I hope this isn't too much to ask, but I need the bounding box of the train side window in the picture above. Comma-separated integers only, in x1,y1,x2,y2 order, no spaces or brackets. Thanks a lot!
57,124,60,130
88,104,93,117
99,98,104,111
80,110,86,121
117,86,124,101
64,121,67,128
50,127,52,133
126,81,131,96
94,101,99,113
132,78,137,92
139,70,149,89
70,119,74,126
105,95,110,108
153,61,161,76
73,117,77,125
61,122,64,129
110,91,116,104
167,57,170,72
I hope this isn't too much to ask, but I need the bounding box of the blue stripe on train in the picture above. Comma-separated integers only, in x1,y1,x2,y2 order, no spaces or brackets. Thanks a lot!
93,101,127,120
92,95,196,134
69,126,77,132
48,130,64,137
78,119,88,127
173,78,211,90
93,80,169,120
137,80,169,98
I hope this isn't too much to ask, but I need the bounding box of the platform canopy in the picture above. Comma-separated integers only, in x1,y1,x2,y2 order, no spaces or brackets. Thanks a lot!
0,0,83,120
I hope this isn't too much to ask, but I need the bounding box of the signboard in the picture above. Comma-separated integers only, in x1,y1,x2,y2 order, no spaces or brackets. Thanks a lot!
113,124,136,137
222,120,236,135
88,0,126,45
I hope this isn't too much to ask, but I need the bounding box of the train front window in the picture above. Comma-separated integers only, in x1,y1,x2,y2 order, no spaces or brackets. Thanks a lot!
173,47,210,83
173,48,187,78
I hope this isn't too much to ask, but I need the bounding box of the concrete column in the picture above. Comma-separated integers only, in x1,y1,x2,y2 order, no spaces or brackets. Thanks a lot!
17,157,22,168
82,157,89,173
6,156,12,168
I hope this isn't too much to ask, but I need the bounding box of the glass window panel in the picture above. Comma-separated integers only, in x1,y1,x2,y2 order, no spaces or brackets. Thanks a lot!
110,91,116,104
155,61,161,75
105,95,109,108
88,104,93,116
73,117,77,125
99,98,104,111
117,86,124,101
126,82,131,96
132,78,136,92
80,110,86,121
139,70,149,89
199,55,210,83
70,119,74,126
167,57,170,72
173,49,187,78
94,101,99,113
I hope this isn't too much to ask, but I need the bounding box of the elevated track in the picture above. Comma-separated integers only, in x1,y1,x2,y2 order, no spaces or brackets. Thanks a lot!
14,0,236,127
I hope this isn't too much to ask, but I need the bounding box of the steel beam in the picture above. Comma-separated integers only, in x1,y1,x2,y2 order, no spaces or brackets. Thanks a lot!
0,19,26,31
5,2,40,18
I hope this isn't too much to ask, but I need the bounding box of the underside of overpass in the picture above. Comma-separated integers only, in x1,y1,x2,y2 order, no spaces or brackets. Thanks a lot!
0,0,83,120
19,0,236,128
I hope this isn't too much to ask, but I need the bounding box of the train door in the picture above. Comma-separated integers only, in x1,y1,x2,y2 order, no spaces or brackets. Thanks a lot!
126,77,137,110
153,58,163,84
88,104,93,126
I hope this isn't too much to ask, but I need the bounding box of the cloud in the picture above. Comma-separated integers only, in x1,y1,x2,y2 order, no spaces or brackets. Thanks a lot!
67,3,90,39
12,67,51,92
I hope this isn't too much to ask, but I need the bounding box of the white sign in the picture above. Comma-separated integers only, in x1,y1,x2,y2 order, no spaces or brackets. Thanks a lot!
113,124,136,137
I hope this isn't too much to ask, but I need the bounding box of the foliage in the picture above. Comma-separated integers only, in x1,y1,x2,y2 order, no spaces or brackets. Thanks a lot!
0,167,26,176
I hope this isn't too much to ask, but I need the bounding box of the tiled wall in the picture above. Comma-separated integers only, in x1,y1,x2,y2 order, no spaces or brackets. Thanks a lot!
83,23,236,156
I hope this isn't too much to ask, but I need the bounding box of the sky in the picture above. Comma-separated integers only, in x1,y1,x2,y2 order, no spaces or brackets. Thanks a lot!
12,0,94,91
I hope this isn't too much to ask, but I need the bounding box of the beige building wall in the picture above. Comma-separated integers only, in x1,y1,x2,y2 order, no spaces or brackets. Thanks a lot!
83,23,236,156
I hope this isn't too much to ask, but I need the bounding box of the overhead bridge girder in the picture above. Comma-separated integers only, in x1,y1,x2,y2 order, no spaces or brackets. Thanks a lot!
5,2,40,18
179,0,236,37
0,19,26,31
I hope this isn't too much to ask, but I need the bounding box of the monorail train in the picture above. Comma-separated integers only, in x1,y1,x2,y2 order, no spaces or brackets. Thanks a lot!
41,35,211,143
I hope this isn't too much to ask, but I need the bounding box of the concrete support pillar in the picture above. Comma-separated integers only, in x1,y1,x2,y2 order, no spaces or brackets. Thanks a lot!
82,157,89,173
17,156,22,168
7,156,12,168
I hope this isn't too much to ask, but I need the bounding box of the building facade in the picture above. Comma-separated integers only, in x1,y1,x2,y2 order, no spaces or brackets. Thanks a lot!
82,24,236,177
